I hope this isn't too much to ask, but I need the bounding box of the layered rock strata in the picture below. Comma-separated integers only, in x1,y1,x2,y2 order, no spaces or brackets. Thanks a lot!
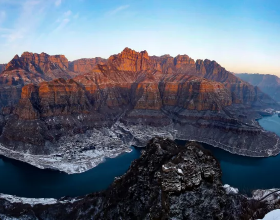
1,52,80,85
0,48,279,173
0,52,81,109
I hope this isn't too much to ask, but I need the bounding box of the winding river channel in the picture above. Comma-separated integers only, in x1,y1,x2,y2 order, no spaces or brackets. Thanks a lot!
0,114,279,198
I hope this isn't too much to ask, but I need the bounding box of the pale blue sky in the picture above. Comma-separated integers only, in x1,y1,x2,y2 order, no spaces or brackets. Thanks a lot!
0,0,279,76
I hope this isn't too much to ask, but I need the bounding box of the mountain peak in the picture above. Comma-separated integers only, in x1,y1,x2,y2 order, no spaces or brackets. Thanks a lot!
13,54,20,59
120,47,149,58
1,52,76,85
108,48,150,71
122,47,133,53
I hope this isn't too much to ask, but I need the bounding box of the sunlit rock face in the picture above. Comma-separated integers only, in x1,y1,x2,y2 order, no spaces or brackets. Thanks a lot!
14,48,238,119
68,57,107,74
0,48,279,172
1,52,79,86
0,139,276,220
0,48,275,113
0,52,83,110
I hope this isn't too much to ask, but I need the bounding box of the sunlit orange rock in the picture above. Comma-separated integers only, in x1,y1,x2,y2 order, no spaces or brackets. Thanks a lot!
1,52,80,86
69,57,107,74
1,47,274,121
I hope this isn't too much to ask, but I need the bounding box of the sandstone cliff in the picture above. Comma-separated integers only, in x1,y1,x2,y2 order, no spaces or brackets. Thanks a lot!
0,48,279,167
104,48,274,106
0,52,83,110
1,52,80,86
69,57,107,74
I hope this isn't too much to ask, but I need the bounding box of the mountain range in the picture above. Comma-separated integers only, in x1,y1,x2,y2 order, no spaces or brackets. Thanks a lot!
236,73,280,102
0,48,279,173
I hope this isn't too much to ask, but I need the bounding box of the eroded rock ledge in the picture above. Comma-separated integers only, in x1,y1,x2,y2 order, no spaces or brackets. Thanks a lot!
0,138,279,219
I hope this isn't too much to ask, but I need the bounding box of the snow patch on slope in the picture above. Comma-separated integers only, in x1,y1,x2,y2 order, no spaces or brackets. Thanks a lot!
223,184,239,194
260,209,280,220
0,193,80,207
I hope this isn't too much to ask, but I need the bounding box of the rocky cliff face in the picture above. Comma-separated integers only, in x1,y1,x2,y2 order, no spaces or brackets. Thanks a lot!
237,73,280,102
107,48,274,106
69,57,107,74
1,52,80,86
0,52,83,110
0,138,276,219
10,48,277,120
0,48,279,172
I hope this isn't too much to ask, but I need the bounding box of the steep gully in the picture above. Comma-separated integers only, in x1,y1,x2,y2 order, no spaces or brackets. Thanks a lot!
0,48,279,173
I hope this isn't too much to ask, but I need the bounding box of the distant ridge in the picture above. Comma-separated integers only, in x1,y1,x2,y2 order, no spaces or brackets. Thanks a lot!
236,73,280,102
0,64,6,73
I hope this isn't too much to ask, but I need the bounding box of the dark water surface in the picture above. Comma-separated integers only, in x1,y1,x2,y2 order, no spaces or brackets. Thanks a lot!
0,114,279,198
0,147,142,198
203,114,280,194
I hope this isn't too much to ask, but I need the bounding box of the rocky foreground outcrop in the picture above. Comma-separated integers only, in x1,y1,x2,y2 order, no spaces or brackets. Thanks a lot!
0,138,278,219
0,48,279,173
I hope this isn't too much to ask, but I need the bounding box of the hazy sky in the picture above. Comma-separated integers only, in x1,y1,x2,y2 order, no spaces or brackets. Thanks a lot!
0,0,279,76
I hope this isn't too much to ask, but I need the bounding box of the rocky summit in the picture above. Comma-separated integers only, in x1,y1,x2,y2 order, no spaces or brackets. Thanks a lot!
0,48,279,173
0,52,82,111
1,52,80,85
0,138,278,220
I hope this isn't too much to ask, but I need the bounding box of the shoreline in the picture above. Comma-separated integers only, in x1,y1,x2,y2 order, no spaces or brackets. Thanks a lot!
0,143,133,174
0,122,279,174
0,113,279,174
0,115,279,201
0,193,81,206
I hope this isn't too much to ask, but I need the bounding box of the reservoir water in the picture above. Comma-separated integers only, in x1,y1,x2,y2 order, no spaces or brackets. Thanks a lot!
0,147,142,198
0,114,279,198
204,114,280,194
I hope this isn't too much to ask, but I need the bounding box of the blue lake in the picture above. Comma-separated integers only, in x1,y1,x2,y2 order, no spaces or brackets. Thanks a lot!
203,114,280,194
0,114,279,198
0,147,142,198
